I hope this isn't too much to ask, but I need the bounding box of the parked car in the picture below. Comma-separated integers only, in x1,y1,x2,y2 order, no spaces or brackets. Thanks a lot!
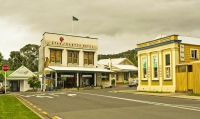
127,80,138,87
0,83,10,94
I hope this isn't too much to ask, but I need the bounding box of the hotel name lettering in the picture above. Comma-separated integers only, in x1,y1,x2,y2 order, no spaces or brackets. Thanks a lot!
49,41,97,49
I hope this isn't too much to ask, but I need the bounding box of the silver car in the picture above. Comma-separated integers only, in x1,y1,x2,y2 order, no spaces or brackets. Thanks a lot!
127,80,138,87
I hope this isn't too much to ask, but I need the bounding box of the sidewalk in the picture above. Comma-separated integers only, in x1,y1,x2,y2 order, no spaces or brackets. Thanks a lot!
116,90,200,101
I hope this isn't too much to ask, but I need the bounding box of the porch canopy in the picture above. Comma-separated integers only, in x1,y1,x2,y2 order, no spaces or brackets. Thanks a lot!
112,65,138,72
45,66,114,73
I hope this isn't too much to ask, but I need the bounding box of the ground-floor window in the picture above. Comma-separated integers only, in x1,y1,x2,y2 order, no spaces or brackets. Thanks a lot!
165,53,171,79
142,57,147,79
81,73,94,87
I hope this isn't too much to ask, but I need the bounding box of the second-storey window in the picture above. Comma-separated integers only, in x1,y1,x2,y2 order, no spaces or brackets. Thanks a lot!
67,51,79,64
191,49,198,59
84,52,94,65
50,49,62,63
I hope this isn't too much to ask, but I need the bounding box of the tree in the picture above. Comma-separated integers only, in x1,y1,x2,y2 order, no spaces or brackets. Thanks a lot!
8,44,39,72
0,52,4,67
98,49,138,66
0,72,4,82
20,44,39,72
8,51,23,70
28,75,41,91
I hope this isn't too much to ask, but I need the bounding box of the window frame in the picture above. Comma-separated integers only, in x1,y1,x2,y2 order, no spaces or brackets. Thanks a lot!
50,49,62,64
142,57,147,80
190,49,199,59
152,55,158,80
84,52,94,65
67,50,79,64
164,52,171,80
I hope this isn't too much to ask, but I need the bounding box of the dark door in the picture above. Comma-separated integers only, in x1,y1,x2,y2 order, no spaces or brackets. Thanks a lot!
10,81,20,92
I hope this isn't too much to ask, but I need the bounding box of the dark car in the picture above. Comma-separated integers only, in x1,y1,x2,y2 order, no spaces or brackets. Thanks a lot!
127,79,138,87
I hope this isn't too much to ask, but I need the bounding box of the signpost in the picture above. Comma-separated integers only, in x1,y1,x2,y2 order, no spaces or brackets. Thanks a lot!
2,65,9,95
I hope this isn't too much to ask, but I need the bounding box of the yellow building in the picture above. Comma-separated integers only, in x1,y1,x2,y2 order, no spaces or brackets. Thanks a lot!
136,34,200,93
38,32,113,91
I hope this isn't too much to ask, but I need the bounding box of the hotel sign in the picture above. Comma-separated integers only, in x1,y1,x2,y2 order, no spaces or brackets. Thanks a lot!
46,40,97,49
180,44,185,61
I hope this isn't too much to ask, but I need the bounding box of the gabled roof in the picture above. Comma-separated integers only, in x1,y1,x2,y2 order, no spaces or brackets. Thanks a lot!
112,65,138,71
179,35,200,45
98,58,133,65
8,66,36,78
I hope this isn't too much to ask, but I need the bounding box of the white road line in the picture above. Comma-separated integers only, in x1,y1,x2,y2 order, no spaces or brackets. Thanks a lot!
67,94,77,97
49,92,66,97
76,92,200,112
20,95,35,97
36,95,53,98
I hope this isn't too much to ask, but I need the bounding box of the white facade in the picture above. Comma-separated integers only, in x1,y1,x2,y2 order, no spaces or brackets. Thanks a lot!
39,32,113,90
39,32,99,71
7,66,36,92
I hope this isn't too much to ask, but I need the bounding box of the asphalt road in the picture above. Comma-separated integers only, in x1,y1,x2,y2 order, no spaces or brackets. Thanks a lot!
16,86,200,119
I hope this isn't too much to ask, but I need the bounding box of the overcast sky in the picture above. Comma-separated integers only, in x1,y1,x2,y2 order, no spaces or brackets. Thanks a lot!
1,0,200,59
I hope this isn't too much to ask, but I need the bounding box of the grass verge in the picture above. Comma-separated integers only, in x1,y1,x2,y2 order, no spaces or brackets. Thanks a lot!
188,93,200,96
0,95,41,119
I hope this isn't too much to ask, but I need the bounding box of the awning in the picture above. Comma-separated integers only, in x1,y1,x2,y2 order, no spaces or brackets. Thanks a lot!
45,66,114,73
112,65,138,71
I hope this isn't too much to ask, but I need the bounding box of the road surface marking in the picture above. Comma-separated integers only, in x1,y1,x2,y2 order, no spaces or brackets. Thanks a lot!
42,111,47,115
77,92,200,112
52,116,62,119
36,95,53,98
67,94,77,97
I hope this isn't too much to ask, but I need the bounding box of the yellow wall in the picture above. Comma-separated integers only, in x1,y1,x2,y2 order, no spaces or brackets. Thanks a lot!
117,72,124,82
180,44,200,63
187,72,194,90
141,81,148,85
151,81,159,85
163,81,173,85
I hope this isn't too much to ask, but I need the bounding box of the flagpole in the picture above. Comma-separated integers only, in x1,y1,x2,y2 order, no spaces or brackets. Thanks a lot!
72,16,78,35
72,19,74,35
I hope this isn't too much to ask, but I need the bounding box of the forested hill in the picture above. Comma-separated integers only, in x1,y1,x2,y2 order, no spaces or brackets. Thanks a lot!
98,49,138,66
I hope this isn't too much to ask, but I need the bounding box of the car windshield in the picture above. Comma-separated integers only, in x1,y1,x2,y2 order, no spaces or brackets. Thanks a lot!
2,84,10,87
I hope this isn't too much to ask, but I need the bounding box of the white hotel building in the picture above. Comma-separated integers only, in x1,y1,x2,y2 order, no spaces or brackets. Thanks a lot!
38,32,112,90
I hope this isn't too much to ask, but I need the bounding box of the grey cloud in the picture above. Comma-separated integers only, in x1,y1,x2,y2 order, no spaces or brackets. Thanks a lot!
1,0,200,36
1,0,200,59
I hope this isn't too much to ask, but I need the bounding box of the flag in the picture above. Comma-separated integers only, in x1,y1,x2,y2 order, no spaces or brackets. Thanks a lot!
73,16,78,21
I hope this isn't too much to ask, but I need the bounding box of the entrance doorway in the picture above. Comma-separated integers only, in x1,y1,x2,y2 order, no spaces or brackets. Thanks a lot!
10,81,20,92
